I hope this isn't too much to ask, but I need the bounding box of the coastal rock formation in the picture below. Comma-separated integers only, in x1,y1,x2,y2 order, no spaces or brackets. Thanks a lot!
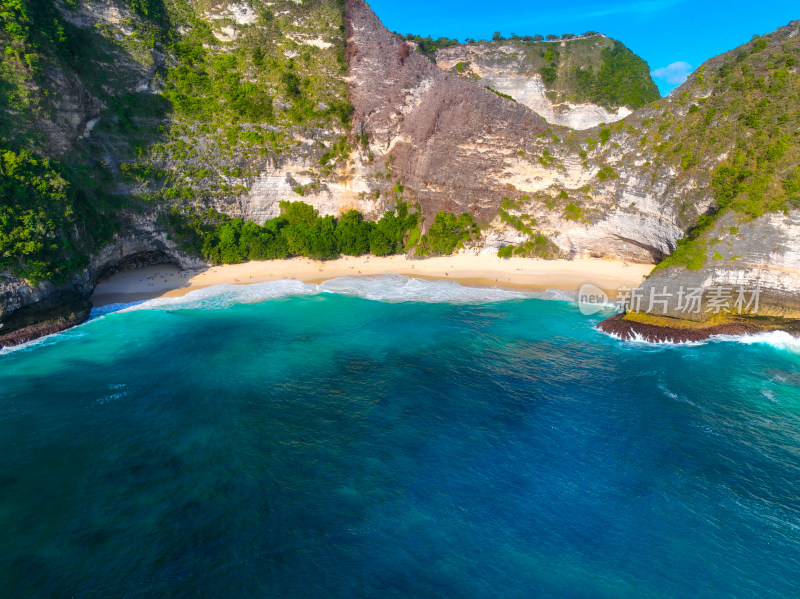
346,0,553,222
597,312,800,343
632,211,800,322
597,21,800,337
346,0,685,262
434,40,635,129
0,215,204,348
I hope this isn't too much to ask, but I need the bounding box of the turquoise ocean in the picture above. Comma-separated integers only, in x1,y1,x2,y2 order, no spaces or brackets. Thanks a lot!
1,276,799,597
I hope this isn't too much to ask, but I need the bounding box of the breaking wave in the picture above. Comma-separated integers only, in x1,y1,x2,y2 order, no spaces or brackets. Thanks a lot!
602,327,800,354
711,331,800,354
109,275,568,313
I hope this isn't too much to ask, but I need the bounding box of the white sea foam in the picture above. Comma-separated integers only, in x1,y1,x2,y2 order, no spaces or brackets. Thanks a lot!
603,326,800,354
711,331,800,354
316,275,538,304
120,279,314,312
600,328,708,348
0,277,563,356
118,275,548,313
0,325,92,356
0,334,53,356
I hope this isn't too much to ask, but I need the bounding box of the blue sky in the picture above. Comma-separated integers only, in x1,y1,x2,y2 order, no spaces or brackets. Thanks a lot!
367,0,798,95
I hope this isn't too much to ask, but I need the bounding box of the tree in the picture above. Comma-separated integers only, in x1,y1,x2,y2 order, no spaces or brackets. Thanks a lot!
533,34,544,42
539,66,557,85
335,210,372,256
492,31,503,41
546,34,558,41
368,227,394,256
280,200,319,226
420,211,477,255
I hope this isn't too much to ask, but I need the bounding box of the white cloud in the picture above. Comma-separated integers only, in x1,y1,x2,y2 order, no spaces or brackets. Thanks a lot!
651,61,693,86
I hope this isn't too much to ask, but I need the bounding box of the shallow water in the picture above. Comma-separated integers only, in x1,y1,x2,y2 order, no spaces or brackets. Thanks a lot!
1,276,799,597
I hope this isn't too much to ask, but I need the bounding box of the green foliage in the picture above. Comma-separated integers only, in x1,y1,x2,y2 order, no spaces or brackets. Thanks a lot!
598,128,611,145
485,86,517,102
499,208,535,234
783,167,800,199
564,202,584,221
573,41,660,109
539,66,557,85
171,202,421,264
335,210,372,256
597,166,617,182
0,147,116,283
539,149,556,167
126,0,166,21
397,33,459,59
497,245,514,259
655,236,708,271
752,38,768,53
416,211,478,256
320,136,350,171
503,234,560,258
165,41,275,123
501,197,518,211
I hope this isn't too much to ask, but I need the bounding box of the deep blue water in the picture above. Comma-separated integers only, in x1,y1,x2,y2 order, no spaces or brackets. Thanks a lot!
1,277,799,598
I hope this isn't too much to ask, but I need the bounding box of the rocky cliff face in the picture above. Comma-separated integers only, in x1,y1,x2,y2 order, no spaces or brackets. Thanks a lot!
346,0,692,263
628,210,800,323
603,21,800,333
434,39,635,129
0,212,204,346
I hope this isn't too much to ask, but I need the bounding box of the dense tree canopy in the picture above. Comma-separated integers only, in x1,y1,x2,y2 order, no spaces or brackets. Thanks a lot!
0,147,115,283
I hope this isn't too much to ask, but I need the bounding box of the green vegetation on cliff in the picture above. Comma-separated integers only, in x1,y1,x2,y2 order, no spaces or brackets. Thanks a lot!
645,29,800,271
439,34,660,110
397,33,459,59
415,212,478,256
0,147,117,283
573,41,661,109
0,0,353,283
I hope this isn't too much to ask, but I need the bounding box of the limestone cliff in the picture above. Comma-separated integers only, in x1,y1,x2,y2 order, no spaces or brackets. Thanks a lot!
433,35,657,129
597,21,800,337
346,0,694,263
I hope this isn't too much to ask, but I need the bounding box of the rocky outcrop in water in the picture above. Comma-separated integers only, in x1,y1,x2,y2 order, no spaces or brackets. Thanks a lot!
597,312,800,343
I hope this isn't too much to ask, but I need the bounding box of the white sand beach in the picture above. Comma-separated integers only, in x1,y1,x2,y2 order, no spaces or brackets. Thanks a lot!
90,255,653,306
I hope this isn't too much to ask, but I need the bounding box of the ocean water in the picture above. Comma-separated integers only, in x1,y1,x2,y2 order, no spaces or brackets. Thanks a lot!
1,276,799,598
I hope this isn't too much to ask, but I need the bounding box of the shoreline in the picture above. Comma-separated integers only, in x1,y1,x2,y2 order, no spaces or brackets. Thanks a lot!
90,255,653,307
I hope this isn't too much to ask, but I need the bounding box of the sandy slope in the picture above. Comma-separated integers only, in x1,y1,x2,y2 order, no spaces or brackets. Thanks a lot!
90,255,653,306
